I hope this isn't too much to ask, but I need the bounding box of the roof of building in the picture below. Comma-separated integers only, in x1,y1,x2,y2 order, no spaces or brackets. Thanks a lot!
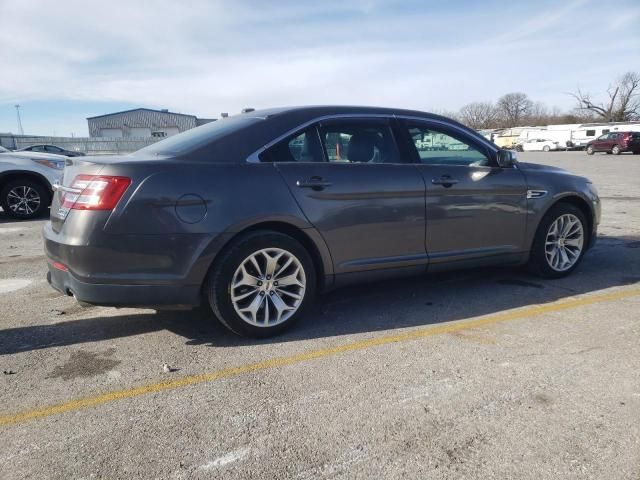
86,108,199,120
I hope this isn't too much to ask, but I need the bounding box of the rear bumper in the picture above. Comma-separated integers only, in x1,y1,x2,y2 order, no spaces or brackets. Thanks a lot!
46,265,201,307
42,220,225,308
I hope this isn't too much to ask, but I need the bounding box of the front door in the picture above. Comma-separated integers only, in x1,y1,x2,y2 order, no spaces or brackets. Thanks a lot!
264,118,427,274
397,119,528,266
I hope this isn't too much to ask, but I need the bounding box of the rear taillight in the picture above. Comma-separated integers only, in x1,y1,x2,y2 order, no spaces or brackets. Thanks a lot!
61,175,131,210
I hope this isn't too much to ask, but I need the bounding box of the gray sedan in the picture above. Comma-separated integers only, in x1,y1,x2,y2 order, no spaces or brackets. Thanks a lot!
43,106,600,337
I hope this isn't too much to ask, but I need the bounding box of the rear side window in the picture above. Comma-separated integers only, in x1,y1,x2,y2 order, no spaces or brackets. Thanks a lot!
259,127,323,163
586,130,596,136
318,120,401,164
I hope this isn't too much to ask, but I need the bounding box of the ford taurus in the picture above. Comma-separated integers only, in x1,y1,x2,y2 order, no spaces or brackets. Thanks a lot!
43,106,600,337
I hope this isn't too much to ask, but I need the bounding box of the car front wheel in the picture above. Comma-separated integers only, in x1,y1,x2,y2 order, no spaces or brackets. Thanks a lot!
0,178,50,220
586,145,594,155
528,203,588,278
206,231,316,337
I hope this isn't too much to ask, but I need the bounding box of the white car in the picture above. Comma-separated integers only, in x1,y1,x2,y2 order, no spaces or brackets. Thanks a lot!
520,138,562,152
0,145,66,219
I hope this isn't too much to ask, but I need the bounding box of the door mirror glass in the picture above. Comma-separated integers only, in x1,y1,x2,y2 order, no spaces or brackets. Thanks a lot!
497,149,517,168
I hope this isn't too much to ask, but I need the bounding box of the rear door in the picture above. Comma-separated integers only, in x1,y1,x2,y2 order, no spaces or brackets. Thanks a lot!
397,119,528,265
264,117,427,274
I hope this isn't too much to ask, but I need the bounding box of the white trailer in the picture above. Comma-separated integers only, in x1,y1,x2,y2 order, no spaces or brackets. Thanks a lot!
571,122,640,148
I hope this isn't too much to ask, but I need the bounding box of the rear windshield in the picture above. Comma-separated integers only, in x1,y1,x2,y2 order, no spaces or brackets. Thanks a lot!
133,115,263,156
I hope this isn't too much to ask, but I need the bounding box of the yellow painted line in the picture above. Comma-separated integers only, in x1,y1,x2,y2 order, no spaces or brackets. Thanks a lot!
2,286,639,427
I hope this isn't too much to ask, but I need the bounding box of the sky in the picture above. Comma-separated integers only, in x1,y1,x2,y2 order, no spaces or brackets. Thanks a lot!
0,0,638,136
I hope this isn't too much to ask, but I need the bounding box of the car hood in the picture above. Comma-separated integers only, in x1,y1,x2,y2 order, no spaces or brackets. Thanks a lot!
517,162,568,174
0,151,68,161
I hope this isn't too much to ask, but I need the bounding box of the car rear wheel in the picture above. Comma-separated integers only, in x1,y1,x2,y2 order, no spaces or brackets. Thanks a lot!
586,145,594,155
528,203,587,278
543,145,550,152
612,145,621,155
0,178,50,220
205,231,316,337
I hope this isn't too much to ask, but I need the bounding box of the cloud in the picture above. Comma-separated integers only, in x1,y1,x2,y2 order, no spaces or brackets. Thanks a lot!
0,0,639,133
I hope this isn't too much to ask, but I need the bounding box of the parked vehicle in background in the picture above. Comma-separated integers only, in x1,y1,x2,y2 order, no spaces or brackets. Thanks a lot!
572,123,640,149
0,146,64,219
518,138,562,152
43,106,600,338
17,144,86,157
586,131,640,155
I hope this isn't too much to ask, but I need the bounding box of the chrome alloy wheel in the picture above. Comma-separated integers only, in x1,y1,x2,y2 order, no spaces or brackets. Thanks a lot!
230,248,306,327
545,213,584,272
7,186,41,215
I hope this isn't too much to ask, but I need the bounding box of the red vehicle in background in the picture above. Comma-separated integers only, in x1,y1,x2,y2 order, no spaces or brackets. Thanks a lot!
586,131,640,155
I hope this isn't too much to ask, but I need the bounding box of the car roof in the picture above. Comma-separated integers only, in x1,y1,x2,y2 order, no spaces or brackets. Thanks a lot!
243,105,452,122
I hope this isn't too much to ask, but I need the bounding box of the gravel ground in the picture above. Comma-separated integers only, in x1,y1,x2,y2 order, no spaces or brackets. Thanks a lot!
0,150,639,479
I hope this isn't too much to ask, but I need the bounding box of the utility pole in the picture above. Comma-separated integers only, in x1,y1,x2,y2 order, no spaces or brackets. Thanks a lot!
15,104,24,135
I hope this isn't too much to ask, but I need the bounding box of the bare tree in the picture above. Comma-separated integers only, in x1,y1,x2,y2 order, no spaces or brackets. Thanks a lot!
458,102,498,129
496,92,533,127
526,101,549,125
571,71,640,122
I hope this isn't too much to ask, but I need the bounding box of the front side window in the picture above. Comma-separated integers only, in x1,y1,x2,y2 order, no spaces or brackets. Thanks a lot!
260,127,323,163
405,124,490,166
318,120,400,164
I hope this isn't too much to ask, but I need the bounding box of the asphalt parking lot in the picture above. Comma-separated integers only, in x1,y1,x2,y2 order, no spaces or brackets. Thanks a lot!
1,150,639,479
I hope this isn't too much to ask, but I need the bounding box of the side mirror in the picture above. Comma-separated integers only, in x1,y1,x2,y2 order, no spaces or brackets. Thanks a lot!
497,149,517,168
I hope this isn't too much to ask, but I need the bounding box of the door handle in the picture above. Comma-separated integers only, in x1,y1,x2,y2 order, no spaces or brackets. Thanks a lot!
296,177,332,190
431,176,459,187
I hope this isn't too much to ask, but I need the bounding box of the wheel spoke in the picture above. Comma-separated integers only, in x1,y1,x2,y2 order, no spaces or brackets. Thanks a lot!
238,293,265,324
249,255,263,277
269,291,292,323
274,256,294,278
231,288,258,302
564,237,582,248
263,250,284,277
276,288,302,300
232,265,260,288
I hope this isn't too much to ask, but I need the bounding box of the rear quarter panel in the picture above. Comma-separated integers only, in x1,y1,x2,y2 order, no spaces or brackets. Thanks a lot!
90,161,328,285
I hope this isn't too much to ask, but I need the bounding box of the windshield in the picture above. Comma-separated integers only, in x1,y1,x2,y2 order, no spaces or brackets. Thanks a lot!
133,115,263,156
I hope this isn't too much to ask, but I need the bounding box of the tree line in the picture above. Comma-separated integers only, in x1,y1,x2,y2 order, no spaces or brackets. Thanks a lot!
452,71,640,130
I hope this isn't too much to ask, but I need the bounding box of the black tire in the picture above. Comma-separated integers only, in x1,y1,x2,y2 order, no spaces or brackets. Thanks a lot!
611,145,621,155
528,203,588,279
205,231,316,337
0,178,50,220
586,145,594,155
